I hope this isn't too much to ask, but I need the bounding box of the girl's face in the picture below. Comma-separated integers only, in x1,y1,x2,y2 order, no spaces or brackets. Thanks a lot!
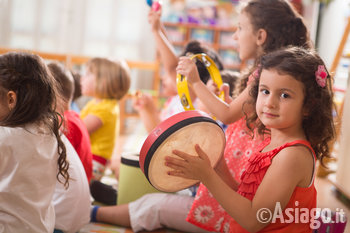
81,68,96,97
256,69,305,132
233,11,260,61
161,73,177,97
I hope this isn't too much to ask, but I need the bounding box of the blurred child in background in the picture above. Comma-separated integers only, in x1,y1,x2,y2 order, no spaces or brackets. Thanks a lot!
48,62,93,182
80,57,130,205
48,62,91,232
70,71,82,113
133,40,224,133
133,5,224,133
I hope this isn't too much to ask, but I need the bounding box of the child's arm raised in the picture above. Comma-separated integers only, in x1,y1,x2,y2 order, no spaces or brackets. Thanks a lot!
176,57,252,124
166,145,314,232
148,10,178,81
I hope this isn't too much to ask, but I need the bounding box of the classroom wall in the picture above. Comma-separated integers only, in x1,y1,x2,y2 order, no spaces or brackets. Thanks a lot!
337,82,350,196
0,0,157,90
2,0,350,90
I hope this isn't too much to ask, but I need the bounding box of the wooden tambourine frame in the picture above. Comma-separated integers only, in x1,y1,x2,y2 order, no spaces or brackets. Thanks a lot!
176,53,224,111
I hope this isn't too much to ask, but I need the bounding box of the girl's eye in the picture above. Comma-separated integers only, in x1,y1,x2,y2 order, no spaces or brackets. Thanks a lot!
260,89,269,95
281,93,290,98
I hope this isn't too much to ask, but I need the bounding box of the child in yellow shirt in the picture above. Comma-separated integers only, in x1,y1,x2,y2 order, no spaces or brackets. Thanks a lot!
80,58,130,181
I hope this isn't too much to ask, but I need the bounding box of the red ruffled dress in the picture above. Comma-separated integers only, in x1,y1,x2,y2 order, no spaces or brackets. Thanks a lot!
230,139,317,233
186,118,267,232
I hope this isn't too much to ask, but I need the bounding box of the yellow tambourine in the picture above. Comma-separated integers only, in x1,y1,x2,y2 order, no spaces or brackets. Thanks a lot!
176,53,224,111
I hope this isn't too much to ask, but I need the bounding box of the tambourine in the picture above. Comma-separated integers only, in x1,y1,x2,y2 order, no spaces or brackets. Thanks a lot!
139,110,226,192
177,53,224,111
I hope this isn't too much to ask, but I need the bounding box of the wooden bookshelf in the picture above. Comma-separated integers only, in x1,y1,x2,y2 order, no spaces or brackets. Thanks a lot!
163,22,241,70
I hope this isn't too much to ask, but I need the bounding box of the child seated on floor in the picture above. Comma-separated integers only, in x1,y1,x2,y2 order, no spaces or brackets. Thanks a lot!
48,62,93,182
48,62,92,232
168,47,336,232
53,134,91,233
79,57,131,205
0,52,69,232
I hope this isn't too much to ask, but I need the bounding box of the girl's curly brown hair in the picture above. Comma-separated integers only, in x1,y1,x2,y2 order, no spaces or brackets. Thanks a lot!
245,47,336,164
0,52,70,188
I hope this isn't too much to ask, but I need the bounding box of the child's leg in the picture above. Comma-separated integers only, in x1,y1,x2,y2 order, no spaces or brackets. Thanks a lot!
92,155,108,181
94,204,131,227
128,193,211,233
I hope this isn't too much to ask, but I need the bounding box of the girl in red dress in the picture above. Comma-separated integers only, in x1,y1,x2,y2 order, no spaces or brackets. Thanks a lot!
167,47,336,232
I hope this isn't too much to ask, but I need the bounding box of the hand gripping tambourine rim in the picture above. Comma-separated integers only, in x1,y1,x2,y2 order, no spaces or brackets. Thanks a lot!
139,110,226,192
176,53,224,111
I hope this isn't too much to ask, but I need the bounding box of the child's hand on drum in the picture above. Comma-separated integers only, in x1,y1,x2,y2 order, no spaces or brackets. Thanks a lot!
165,144,215,181
176,56,201,85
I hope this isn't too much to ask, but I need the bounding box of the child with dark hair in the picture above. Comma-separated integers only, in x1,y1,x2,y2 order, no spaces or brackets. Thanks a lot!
176,0,313,230
167,46,335,232
179,40,224,85
133,38,224,133
48,62,93,182
70,71,82,113
91,1,312,232
0,52,69,232
48,62,91,232
133,9,224,133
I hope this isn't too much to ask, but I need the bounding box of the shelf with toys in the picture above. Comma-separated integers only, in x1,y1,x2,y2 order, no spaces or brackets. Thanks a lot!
157,0,241,70
163,21,240,70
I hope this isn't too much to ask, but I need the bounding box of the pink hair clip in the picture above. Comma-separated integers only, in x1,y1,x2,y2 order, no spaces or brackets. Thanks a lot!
252,65,262,79
315,65,327,88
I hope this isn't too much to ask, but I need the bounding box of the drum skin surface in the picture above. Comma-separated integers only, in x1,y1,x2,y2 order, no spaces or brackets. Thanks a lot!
139,110,225,192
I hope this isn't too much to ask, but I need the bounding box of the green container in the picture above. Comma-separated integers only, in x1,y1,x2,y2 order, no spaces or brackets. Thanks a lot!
117,153,160,205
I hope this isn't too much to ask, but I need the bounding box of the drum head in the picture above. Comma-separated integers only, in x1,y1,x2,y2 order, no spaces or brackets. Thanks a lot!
139,110,225,192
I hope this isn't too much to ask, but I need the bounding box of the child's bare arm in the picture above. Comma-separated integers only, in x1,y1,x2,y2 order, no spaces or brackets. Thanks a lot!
166,145,313,232
148,10,178,81
214,156,239,191
176,57,251,124
83,114,103,134
132,93,160,132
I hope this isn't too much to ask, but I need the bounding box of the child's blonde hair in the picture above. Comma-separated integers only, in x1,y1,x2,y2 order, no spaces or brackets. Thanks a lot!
86,58,131,100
